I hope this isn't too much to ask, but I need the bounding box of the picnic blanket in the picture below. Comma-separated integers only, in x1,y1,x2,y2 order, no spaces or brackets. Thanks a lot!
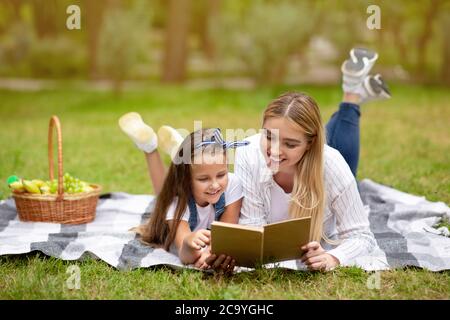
0,179,449,272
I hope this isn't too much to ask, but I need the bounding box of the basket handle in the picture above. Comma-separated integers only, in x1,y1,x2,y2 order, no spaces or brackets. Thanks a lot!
48,116,64,200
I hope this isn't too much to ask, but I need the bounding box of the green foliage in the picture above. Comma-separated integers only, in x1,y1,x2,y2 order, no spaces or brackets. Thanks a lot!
215,1,318,84
317,1,368,61
0,0,449,83
98,0,152,92
0,22,86,78
0,22,33,65
0,22,34,76
435,217,450,230
28,36,87,78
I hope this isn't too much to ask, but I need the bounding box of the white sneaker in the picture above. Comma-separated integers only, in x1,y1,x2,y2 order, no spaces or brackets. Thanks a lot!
157,125,184,159
118,112,158,153
342,48,378,93
357,74,392,104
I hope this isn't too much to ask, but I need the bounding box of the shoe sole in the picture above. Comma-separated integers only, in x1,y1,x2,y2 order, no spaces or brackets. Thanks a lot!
119,112,156,144
341,48,379,77
157,126,183,157
364,74,391,99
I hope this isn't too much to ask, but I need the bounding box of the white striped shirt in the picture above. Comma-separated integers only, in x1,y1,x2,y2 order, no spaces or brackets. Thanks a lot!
233,133,376,266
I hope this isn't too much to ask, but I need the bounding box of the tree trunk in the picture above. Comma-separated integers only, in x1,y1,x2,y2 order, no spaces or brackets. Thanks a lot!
162,0,191,83
441,12,450,85
6,0,22,20
85,0,106,79
201,0,220,60
31,0,59,38
392,18,410,69
416,0,441,82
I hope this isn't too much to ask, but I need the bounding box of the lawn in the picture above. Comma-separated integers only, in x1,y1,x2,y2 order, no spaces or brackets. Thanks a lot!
0,83,449,299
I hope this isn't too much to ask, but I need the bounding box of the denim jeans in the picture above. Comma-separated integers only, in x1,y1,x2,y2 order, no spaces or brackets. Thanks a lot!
325,102,361,178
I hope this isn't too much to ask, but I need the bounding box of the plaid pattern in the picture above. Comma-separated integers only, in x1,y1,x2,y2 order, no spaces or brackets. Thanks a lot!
0,179,449,272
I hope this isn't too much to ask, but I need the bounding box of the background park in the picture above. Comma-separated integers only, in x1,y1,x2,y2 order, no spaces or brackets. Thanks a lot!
0,0,449,299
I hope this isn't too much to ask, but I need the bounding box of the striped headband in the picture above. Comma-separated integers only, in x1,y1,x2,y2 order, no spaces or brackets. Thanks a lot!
194,128,250,150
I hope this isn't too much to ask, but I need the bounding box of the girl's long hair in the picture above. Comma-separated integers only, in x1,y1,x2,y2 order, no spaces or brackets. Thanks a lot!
263,92,336,244
140,128,224,250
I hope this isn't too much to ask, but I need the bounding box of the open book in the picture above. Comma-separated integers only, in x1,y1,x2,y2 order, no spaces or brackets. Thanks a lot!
210,217,311,268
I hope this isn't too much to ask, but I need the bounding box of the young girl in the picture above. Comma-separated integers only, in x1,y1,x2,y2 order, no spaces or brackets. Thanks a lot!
119,117,248,272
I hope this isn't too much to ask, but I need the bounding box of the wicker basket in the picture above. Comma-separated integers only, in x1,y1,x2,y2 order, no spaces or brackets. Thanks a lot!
12,116,101,224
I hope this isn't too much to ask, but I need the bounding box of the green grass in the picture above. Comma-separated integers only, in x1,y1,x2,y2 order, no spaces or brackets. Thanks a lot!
0,83,449,299
435,217,450,231
0,253,448,299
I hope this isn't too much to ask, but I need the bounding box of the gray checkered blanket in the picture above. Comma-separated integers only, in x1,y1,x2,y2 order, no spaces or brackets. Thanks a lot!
1,179,449,271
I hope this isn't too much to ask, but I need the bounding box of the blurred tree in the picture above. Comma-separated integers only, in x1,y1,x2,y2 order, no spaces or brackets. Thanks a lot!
0,0,22,35
381,1,412,68
416,0,443,81
192,0,221,60
98,0,151,93
442,10,450,85
5,0,22,21
28,35,86,77
0,21,33,68
85,0,107,79
203,0,220,60
320,0,448,84
319,0,368,63
162,0,191,83
150,0,168,29
31,0,59,38
216,0,319,84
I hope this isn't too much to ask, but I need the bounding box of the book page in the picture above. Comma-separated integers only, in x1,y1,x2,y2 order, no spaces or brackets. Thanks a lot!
210,222,263,268
262,217,311,264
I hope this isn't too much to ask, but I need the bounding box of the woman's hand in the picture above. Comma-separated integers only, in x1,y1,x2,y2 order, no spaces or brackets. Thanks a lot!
183,229,211,250
300,241,340,271
202,253,236,274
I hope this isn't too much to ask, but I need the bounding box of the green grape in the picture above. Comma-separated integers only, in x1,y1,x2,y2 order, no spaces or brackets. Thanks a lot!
50,185,57,194
56,174,92,193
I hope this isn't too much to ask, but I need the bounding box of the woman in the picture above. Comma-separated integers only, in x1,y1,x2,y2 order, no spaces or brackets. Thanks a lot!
224,48,391,271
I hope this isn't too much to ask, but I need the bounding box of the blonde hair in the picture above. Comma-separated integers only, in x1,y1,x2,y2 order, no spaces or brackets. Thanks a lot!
263,92,338,245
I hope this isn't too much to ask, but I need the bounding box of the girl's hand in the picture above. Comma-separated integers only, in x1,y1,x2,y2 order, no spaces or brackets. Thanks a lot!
300,241,340,271
193,246,212,269
203,253,236,275
183,229,211,250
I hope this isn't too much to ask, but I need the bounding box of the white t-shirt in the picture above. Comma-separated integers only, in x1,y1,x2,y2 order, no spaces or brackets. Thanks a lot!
165,172,243,231
269,182,290,223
